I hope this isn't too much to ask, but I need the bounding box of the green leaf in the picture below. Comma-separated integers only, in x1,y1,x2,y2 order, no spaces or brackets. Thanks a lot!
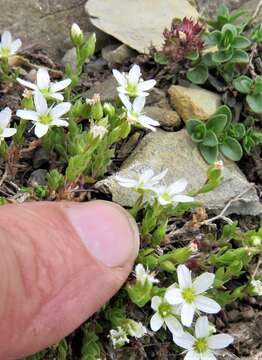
212,49,233,63
186,64,208,84
247,93,262,113
186,119,204,135
233,75,253,94
202,53,214,67
191,123,207,143
253,76,262,94
221,23,237,41
154,52,169,65
185,50,200,61
203,130,218,146
214,105,232,123
230,49,249,63
206,114,228,135
219,136,243,161
204,31,222,46
199,144,219,164
232,36,251,49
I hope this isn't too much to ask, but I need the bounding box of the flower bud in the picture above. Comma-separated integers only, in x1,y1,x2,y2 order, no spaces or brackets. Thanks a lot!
103,102,115,117
90,94,103,121
70,23,84,47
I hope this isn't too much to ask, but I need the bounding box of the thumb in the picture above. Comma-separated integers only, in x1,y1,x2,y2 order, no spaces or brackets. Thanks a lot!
0,200,139,360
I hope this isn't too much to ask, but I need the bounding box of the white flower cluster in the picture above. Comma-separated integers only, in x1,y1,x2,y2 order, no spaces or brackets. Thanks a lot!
116,168,194,207
109,319,147,349
113,64,160,131
136,264,234,360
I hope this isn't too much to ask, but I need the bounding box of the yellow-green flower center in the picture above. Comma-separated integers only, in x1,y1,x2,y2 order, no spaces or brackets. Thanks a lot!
194,338,208,354
127,83,138,96
39,114,52,125
41,88,50,97
182,287,196,303
158,303,172,318
161,192,172,202
1,47,10,58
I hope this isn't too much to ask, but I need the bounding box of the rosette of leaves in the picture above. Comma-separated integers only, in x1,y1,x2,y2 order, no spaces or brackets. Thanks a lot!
186,105,243,164
233,75,262,113
187,22,251,84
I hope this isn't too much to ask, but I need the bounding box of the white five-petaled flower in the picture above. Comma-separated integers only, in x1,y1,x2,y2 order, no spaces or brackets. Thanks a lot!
16,93,71,138
0,107,17,141
0,31,21,58
126,320,147,339
119,94,159,131
113,64,156,97
135,264,159,286
173,316,234,360
150,296,183,337
17,67,71,101
165,265,221,327
109,327,129,349
155,179,194,207
116,169,167,192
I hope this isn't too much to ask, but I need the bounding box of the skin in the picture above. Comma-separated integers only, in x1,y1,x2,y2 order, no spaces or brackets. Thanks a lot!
0,200,140,360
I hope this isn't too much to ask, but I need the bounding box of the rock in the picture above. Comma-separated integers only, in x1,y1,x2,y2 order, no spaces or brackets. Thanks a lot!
28,169,48,187
144,106,181,128
84,75,118,102
85,0,199,54
96,129,262,216
147,88,169,108
62,48,77,69
168,85,221,122
0,0,106,61
118,132,141,159
85,58,108,73
242,0,262,25
227,309,242,323
33,148,49,169
102,44,137,65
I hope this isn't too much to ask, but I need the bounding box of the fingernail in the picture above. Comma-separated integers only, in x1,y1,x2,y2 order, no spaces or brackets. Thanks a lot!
65,201,140,268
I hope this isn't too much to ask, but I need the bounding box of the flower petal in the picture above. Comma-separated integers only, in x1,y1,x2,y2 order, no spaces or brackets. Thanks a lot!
195,295,221,314
173,331,195,350
0,107,11,129
119,94,132,111
128,64,141,84
193,273,215,294
2,128,16,138
133,96,145,114
165,316,183,336
150,312,164,332
208,334,234,350
200,352,216,360
50,102,71,119
177,264,192,289
195,316,209,339
10,39,22,54
16,109,38,121
51,119,68,127
17,78,37,90
34,123,49,138
138,79,156,91
34,93,48,114
49,92,64,101
181,303,195,327
151,169,168,184
37,68,50,90
172,195,194,203
184,351,200,360
151,296,161,311
113,69,126,86
50,79,71,92
1,31,12,47
165,287,183,305
168,179,187,195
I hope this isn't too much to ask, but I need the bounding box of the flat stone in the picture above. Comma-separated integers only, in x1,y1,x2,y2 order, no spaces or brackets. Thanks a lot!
96,129,262,216
84,75,118,102
102,44,137,65
33,148,49,169
168,85,221,122
28,169,48,187
85,0,199,54
144,106,181,128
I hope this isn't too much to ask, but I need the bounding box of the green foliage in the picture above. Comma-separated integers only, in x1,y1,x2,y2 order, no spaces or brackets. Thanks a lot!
233,75,262,113
47,169,65,192
81,324,101,360
186,105,246,163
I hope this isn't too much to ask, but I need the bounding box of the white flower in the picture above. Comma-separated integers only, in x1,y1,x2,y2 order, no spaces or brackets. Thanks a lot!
90,124,108,139
109,327,129,348
70,23,84,46
0,107,16,141
126,320,147,338
113,64,156,97
155,179,194,206
16,93,71,138
0,31,21,58
17,67,71,101
251,279,262,296
120,94,159,131
116,169,167,192
173,316,234,360
135,264,159,286
165,265,221,327
150,296,183,337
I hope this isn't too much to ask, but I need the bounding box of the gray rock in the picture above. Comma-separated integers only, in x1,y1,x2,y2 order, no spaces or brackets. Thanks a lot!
102,44,137,65
85,58,107,73
96,129,262,216
84,75,118,102
62,48,77,70
33,148,49,169
85,0,199,54
144,106,181,128
28,169,48,187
